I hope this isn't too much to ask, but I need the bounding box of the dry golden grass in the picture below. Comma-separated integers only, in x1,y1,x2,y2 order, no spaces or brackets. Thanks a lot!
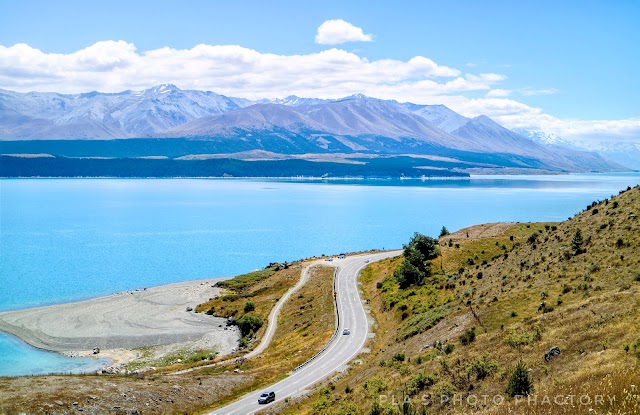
282,185,640,415
195,263,303,343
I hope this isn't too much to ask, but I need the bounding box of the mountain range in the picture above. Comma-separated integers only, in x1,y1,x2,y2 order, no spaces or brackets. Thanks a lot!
0,85,631,174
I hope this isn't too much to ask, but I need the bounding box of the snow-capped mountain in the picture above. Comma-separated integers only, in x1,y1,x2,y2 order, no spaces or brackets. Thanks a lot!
171,94,469,148
0,85,629,172
511,129,638,170
0,84,240,139
512,128,581,150
296,95,463,144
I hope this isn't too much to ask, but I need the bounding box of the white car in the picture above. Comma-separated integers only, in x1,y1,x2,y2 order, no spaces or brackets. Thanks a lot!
342,328,351,335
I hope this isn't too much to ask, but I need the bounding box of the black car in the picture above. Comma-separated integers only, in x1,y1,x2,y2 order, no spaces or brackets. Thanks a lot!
258,391,275,404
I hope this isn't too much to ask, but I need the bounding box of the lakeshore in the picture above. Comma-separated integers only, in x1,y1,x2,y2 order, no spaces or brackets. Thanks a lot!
0,279,240,373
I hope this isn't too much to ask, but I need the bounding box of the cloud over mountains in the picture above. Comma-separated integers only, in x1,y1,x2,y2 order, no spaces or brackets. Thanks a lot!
0,36,638,147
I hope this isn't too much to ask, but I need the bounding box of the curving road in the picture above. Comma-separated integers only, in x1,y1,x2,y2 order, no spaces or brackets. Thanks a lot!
209,250,401,415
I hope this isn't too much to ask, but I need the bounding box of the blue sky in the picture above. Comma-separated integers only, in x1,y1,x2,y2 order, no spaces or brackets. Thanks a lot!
0,0,638,143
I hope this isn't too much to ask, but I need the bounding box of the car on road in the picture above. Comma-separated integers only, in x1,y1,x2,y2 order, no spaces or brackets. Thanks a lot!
258,391,275,404
364,259,369,263
342,328,351,335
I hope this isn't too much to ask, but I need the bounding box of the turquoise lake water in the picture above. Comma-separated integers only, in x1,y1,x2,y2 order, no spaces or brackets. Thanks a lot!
1,173,639,376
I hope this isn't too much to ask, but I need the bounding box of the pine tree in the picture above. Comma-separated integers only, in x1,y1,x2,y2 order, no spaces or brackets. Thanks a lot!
506,359,534,397
571,229,584,255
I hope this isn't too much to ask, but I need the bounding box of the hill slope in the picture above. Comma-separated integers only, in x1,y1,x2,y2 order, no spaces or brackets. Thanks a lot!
283,185,640,415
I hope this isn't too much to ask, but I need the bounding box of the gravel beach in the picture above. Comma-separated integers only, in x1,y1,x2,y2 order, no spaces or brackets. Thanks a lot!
0,279,240,357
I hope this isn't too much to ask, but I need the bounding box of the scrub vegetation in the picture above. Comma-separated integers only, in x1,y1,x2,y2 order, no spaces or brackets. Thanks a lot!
280,185,640,415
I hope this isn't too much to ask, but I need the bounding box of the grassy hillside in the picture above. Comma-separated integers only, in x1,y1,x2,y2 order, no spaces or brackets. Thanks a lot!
279,185,640,415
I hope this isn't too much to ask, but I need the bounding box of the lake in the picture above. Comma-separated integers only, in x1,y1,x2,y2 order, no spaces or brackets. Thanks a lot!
1,173,639,375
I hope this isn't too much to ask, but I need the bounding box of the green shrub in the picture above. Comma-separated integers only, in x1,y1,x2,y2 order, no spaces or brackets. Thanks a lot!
467,354,498,380
234,314,263,337
243,300,255,313
392,352,406,362
431,380,457,404
216,266,278,292
506,360,534,397
312,395,330,413
406,372,436,395
504,325,542,349
184,349,217,363
443,343,455,354
362,377,387,397
460,327,476,346
368,401,382,415
238,337,248,348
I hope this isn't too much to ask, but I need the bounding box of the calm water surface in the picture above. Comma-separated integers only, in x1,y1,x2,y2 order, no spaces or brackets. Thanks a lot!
1,173,639,375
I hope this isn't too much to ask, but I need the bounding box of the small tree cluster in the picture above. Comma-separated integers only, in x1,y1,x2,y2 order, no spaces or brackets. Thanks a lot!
234,314,263,337
395,232,439,288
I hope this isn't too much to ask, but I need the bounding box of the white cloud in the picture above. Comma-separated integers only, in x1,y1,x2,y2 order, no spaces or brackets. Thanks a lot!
315,19,373,45
0,41,460,97
486,89,511,97
0,40,637,146
440,96,640,146
520,87,559,96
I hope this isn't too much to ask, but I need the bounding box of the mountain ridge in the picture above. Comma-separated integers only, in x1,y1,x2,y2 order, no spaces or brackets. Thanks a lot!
0,85,629,173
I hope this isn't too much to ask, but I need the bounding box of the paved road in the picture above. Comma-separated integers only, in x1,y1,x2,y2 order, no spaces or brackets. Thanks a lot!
209,250,401,415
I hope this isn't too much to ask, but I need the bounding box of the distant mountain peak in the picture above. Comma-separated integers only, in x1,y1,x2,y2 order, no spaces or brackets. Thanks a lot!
340,93,369,101
407,103,470,133
472,114,498,125
147,84,180,94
